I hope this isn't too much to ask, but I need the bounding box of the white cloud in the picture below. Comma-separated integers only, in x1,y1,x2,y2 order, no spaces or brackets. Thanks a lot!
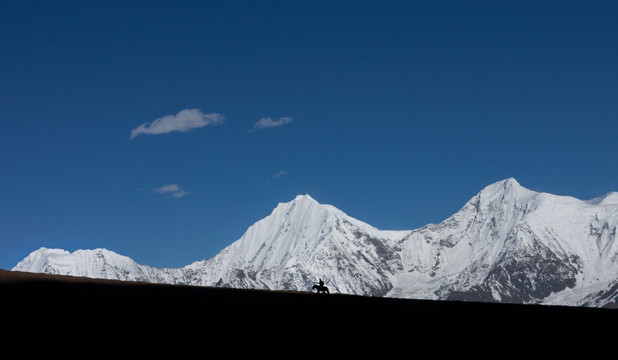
250,116,293,132
131,109,225,139
271,170,287,179
267,170,287,184
152,184,190,198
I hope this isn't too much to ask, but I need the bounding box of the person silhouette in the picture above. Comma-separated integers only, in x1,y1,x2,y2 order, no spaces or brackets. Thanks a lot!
312,279,329,293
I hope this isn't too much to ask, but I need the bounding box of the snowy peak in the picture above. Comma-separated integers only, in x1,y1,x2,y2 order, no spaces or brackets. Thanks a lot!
487,177,522,190
272,193,331,221
211,193,375,271
197,192,408,294
15,248,71,273
476,177,537,204
274,194,347,221
13,247,154,282
587,192,618,206
15,247,131,273
11,179,618,307
291,194,318,204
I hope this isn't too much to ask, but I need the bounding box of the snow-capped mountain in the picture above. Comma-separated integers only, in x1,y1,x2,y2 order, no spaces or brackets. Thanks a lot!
185,194,409,296
393,179,618,307
13,178,618,307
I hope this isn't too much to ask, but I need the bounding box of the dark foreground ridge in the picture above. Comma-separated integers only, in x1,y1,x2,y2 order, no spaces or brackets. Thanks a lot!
2,269,616,353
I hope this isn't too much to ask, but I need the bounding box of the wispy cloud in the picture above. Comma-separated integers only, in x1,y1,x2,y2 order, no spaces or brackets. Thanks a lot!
249,116,292,132
152,184,190,198
267,170,287,184
131,109,225,139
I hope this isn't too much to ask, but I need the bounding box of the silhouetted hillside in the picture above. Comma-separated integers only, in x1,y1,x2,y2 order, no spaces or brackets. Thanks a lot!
2,270,615,355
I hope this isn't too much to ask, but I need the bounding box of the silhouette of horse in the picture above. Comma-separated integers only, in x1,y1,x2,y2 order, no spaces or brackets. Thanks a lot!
312,284,329,294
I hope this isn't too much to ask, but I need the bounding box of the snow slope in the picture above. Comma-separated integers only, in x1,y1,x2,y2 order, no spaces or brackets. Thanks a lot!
185,194,410,296
392,179,618,306
13,179,618,307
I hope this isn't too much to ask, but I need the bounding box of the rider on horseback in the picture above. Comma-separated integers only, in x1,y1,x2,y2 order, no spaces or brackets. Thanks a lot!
313,278,329,293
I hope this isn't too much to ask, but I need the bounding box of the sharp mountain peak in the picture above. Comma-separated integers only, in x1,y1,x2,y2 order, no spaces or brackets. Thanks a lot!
13,178,618,307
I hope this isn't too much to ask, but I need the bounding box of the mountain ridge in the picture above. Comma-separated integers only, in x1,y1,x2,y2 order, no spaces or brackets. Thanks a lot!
13,178,618,307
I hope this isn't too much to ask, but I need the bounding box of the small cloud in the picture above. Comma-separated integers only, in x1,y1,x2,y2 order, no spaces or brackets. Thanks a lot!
131,109,224,139
271,170,287,179
153,184,190,198
267,170,287,184
249,116,292,132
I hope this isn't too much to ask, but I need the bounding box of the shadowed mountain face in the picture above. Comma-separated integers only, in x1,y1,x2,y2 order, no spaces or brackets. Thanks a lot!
13,179,618,307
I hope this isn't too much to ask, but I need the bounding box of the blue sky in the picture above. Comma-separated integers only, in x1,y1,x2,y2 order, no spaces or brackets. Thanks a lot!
1,1,617,270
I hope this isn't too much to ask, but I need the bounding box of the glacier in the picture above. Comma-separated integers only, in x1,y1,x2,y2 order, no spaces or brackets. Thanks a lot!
13,178,618,307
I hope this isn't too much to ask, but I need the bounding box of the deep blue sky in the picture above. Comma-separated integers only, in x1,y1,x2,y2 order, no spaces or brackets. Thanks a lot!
1,1,617,270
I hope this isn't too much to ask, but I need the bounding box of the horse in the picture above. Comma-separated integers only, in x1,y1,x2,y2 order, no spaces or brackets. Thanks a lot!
312,284,329,294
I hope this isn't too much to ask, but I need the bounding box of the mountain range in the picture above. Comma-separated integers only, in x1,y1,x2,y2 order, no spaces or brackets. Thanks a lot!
13,178,618,307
